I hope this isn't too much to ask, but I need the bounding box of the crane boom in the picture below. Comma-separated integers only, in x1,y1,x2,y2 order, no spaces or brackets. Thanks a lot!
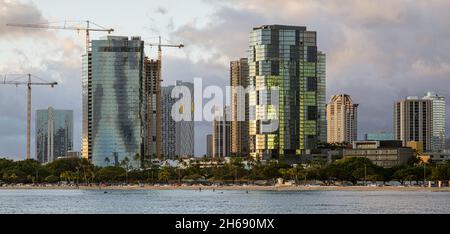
0,74,58,160
6,23,114,33
6,20,114,52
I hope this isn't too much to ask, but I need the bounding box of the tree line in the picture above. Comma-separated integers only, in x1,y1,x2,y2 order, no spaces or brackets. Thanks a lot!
1,156,450,185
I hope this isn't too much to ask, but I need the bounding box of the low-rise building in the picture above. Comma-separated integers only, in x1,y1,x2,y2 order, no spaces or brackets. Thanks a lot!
364,132,394,141
343,140,415,167
419,151,450,164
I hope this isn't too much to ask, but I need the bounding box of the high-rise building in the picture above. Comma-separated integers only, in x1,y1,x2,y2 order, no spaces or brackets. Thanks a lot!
248,25,326,160
161,81,195,158
161,85,176,159
394,96,432,151
212,107,230,158
423,92,446,152
230,58,249,157
82,36,147,168
326,94,358,144
175,81,195,158
206,134,213,158
144,58,161,160
317,52,327,143
36,107,73,164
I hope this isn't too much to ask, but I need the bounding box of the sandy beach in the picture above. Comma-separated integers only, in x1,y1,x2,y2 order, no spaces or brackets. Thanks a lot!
1,184,450,192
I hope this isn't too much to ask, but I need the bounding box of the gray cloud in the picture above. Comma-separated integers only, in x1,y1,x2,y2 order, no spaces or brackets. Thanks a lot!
0,56,82,160
0,0,50,38
3,0,450,159
155,6,168,15
0,1,83,160
172,0,450,142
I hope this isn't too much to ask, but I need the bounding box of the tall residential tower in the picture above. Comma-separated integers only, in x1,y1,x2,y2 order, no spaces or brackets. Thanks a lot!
326,94,358,144
230,58,249,156
248,25,326,160
423,92,446,152
82,36,147,167
394,96,432,151
36,107,73,163
161,81,195,158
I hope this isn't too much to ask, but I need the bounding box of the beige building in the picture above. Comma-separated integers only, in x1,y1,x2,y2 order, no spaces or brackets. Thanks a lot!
394,97,432,151
326,94,358,144
230,58,249,156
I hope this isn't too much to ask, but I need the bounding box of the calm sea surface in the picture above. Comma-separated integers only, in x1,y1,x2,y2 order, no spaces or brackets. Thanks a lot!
0,189,449,214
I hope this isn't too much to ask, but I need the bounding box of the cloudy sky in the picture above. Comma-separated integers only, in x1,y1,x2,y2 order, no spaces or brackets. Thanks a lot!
1,0,450,160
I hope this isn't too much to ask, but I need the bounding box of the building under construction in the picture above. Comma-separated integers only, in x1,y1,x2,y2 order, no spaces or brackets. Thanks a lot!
144,58,162,161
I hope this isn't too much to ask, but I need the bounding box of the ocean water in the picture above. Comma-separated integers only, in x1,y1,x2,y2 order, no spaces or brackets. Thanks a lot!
0,189,449,214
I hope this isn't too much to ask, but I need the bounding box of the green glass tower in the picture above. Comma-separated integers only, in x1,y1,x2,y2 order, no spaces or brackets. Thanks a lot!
82,36,146,167
248,25,326,160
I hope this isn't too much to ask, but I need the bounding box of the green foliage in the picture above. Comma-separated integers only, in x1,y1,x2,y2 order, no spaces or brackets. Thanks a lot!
47,158,83,176
97,166,126,182
45,175,59,183
1,156,450,185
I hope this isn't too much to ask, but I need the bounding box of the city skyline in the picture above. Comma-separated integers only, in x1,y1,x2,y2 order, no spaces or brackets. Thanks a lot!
2,0,450,160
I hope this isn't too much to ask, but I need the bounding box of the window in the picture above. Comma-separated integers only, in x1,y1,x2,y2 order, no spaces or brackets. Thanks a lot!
307,106,317,120
307,77,317,91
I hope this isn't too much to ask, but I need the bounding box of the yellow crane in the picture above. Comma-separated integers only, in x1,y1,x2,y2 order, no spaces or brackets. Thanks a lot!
1,74,57,160
7,20,114,52
145,36,184,159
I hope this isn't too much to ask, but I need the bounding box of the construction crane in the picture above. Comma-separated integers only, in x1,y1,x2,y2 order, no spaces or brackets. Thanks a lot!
145,36,184,159
6,20,114,52
1,74,57,160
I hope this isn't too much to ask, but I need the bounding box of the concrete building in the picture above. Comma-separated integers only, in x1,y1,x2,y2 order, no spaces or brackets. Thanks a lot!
343,140,414,168
230,58,249,157
36,107,73,164
419,152,450,164
364,132,394,141
394,96,432,152
161,81,195,159
248,25,326,160
212,107,231,158
326,94,358,144
82,36,147,168
423,92,446,152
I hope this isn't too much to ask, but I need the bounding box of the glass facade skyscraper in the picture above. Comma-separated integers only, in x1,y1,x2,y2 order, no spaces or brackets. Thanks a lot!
161,81,195,159
36,107,73,164
82,36,146,167
248,25,326,160
423,92,446,152
161,85,176,158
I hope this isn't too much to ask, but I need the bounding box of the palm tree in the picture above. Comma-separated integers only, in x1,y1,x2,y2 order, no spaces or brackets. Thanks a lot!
104,157,110,167
120,157,130,184
133,153,141,169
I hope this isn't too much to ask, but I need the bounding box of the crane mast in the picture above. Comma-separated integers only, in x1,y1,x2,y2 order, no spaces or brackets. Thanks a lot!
1,74,57,160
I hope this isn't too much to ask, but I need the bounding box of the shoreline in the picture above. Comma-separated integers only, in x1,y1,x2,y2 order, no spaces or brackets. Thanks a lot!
1,185,450,192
